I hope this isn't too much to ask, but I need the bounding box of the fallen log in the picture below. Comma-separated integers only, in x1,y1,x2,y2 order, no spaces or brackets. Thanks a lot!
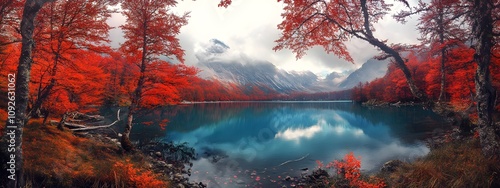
71,109,121,131
64,122,87,129
71,112,105,122
50,110,121,131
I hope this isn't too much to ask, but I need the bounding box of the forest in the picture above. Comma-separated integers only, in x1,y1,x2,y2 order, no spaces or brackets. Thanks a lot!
1,0,499,187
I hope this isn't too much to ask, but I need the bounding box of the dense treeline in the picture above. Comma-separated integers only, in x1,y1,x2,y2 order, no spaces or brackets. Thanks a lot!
353,47,500,110
179,77,352,102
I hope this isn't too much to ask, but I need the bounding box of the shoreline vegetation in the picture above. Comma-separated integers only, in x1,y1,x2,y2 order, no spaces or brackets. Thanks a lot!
1,101,499,187
180,100,354,104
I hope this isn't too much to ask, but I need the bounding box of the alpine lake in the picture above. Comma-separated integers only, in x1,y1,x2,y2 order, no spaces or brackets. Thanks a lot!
105,101,450,187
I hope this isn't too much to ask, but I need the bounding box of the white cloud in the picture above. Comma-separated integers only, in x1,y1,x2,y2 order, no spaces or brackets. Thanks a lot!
108,0,421,73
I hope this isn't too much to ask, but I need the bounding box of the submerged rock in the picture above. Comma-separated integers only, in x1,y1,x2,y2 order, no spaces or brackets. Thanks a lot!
236,179,245,184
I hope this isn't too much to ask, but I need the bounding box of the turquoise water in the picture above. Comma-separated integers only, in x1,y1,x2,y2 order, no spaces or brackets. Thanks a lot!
125,101,449,187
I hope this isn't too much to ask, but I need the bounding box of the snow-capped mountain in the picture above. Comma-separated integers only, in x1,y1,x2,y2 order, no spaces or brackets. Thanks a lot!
194,39,389,93
199,60,324,93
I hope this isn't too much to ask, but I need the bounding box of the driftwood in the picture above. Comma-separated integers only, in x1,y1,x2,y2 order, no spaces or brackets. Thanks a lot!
50,110,121,132
276,153,310,167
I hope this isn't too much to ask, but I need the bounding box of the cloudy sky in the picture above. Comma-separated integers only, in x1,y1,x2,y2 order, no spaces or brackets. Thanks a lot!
107,0,421,76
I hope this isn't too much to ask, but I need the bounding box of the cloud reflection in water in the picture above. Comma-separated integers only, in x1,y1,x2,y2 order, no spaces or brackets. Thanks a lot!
275,125,322,142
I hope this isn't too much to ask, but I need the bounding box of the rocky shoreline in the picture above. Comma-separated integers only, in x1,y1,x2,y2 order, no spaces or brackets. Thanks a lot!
80,132,341,187
79,126,483,188
75,131,206,188
361,99,419,107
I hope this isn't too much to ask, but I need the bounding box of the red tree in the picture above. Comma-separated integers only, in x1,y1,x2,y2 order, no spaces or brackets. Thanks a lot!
28,0,117,118
119,0,191,151
0,0,23,51
8,0,56,187
396,0,468,102
30,50,109,126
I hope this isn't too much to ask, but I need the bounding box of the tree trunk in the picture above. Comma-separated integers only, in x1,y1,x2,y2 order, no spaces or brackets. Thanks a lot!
121,70,146,152
471,0,499,157
439,49,446,102
3,0,53,187
29,44,61,117
120,21,149,152
29,75,56,117
42,110,49,126
367,38,428,102
57,112,67,131
438,10,446,102
120,62,146,152
120,107,135,152
359,0,427,102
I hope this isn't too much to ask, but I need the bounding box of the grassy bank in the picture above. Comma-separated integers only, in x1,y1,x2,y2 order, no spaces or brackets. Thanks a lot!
383,138,500,188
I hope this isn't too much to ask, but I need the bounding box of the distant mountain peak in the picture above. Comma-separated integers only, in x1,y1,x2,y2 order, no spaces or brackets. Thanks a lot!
209,39,230,51
338,58,390,89
195,39,231,61
205,39,229,54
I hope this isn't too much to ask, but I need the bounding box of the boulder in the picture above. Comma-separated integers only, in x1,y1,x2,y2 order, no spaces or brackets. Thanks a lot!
381,159,404,173
155,151,162,158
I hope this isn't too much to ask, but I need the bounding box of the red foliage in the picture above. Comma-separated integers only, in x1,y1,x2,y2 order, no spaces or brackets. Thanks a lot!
140,61,198,107
119,0,192,108
491,48,500,111
113,160,167,188
120,0,188,63
0,108,6,135
0,0,23,46
330,152,386,188
24,0,116,116
444,46,476,106
315,152,386,188
30,50,109,115
353,43,480,108
0,43,20,79
100,50,199,107
357,58,418,103
218,0,232,8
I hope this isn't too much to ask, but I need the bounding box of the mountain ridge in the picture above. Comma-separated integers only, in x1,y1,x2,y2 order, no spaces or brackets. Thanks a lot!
194,39,389,94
